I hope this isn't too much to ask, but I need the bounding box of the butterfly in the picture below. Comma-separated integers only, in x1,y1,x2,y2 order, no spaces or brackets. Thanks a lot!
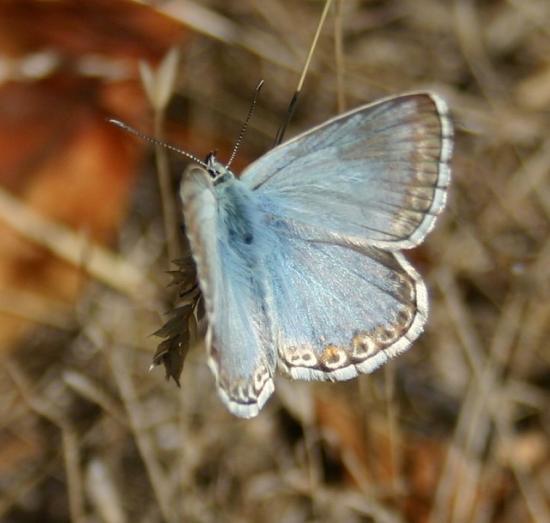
180,92,452,418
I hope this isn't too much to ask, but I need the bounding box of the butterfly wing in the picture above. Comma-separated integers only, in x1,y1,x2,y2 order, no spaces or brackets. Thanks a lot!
241,92,452,250
262,220,427,380
181,166,276,418
180,92,452,414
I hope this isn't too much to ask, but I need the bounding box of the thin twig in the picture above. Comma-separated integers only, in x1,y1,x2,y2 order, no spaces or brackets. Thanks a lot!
109,344,177,523
383,363,401,500
333,0,347,113
274,0,334,145
154,110,181,263
63,370,128,427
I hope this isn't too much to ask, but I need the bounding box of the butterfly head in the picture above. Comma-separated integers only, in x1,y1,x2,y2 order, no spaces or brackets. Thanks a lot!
205,152,235,185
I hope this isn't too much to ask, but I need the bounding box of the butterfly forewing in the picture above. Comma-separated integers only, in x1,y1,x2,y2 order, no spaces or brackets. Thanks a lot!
181,166,276,418
241,93,452,250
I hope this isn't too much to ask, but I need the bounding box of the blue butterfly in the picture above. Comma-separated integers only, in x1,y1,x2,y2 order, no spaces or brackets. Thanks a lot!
180,92,452,418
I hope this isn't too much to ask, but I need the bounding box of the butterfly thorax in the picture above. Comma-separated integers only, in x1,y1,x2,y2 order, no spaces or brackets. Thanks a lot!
215,178,261,252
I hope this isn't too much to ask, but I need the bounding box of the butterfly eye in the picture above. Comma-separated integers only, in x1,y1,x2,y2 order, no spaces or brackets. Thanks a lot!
205,152,216,173
205,151,217,164
205,152,227,181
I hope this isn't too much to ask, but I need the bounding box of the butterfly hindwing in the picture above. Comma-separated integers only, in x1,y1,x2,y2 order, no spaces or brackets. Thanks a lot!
241,93,452,250
261,219,427,380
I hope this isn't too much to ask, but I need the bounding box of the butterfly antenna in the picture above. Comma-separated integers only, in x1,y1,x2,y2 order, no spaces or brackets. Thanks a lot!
225,80,264,168
108,119,207,168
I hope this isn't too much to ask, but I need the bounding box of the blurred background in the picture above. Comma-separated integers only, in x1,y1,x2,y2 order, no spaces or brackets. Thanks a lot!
0,1,548,522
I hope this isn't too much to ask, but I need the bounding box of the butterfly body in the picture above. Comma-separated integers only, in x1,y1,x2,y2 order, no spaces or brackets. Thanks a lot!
180,92,452,418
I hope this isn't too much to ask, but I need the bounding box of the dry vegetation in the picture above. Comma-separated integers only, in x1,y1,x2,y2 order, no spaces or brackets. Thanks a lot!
0,1,548,522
